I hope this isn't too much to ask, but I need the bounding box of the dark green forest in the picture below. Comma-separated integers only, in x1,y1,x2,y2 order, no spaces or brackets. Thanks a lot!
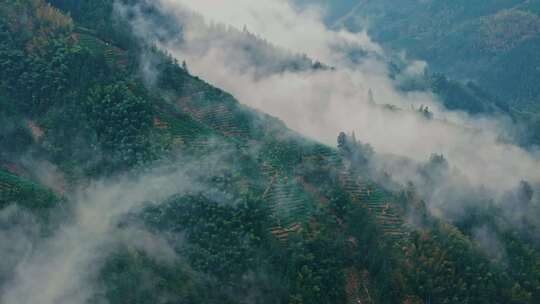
1,1,540,304
323,0,540,147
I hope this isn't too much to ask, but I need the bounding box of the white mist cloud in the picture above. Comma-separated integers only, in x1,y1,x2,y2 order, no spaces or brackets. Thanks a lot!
126,0,540,198
0,164,197,304
157,0,381,62
0,206,40,285
472,225,508,262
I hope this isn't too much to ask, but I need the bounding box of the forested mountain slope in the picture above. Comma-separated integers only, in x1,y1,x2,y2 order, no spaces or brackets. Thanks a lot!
1,1,540,304
329,0,540,104
318,0,540,145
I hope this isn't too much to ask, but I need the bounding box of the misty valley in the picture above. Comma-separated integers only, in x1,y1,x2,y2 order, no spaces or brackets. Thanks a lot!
1,1,540,304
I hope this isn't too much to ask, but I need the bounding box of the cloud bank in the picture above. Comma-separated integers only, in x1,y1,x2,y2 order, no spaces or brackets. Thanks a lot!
0,163,198,304
121,0,540,198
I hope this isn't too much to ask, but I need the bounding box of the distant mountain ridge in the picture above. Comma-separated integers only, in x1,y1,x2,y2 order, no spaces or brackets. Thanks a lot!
301,0,540,146
332,0,540,85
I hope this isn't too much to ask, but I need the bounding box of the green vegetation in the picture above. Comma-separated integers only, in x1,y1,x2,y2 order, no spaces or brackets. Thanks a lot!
1,1,539,303
330,0,540,145
83,82,154,168
0,169,58,210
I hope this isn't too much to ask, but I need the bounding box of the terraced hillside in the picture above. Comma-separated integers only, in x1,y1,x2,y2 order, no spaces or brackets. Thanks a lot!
76,31,129,70
340,168,408,242
264,175,313,241
2,1,540,304
178,97,251,140
153,108,214,151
